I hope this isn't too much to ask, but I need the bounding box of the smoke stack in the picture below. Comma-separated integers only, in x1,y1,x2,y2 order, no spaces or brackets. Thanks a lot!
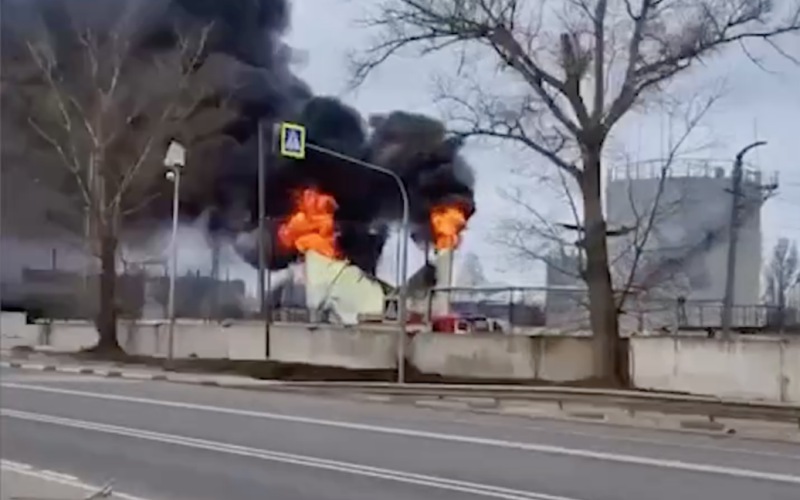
432,248,454,316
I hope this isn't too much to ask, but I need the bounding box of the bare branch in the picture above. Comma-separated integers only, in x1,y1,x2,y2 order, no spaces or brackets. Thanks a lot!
109,23,216,212
3,1,235,249
347,0,797,377
612,94,721,309
436,78,581,177
591,0,609,123
606,0,800,129
25,116,93,209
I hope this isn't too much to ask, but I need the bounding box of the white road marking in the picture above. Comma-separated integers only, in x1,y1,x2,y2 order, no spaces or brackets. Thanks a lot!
38,469,80,481
1,458,152,500
415,408,800,462
1,408,579,500
4,362,798,461
2,382,800,484
1,459,32,470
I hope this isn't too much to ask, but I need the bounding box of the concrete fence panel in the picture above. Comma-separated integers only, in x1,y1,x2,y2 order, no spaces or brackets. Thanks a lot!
408,333,596,381
533,336,597,382
120,321,164,357
47,322,99,351
268,323,397,369
782,340,800,404
409,333,537,379
167,323,226,359
630,336,799,403
0,312,41,348
226,322,267,360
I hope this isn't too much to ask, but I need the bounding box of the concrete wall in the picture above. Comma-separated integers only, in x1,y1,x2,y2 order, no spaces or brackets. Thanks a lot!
270,324,397,369
5,314,800,402
0,312,42,348
2,318,596,381
3,319,397,370
409,333,596,381
630,335,800,403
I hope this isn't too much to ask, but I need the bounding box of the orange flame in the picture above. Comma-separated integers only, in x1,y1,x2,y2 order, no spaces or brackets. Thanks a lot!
278,187,340,259
430,204,467,250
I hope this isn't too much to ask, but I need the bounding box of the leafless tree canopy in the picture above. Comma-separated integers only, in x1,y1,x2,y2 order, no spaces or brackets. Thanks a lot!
354,0,798,147
1,0,238,349
351,0,799,382
1,0,237,244
764,237,799,308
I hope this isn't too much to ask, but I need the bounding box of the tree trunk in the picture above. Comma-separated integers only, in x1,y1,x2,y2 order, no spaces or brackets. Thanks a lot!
93,230,123,353
581,150,626,386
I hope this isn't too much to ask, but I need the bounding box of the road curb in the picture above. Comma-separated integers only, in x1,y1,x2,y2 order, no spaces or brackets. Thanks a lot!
3,359,799,443
1,360,202,384
0,358,627,424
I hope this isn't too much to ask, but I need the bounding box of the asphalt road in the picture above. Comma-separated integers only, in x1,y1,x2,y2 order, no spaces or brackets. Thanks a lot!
1,461,137,500
2,367,800,500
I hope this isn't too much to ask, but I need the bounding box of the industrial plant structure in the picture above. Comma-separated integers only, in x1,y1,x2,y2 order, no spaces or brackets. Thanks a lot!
545,160,778,332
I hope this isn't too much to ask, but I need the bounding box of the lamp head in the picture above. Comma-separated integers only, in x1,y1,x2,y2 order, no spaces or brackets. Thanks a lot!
164,141,186,168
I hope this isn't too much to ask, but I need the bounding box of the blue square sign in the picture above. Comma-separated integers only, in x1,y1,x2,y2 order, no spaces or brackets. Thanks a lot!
279,122,306,159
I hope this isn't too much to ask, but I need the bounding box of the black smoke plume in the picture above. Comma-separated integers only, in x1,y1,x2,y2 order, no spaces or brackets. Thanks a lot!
3,0,476,277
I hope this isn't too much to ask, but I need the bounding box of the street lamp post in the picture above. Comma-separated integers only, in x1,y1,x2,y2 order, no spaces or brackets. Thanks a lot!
164,141,186,363
304,142,411,383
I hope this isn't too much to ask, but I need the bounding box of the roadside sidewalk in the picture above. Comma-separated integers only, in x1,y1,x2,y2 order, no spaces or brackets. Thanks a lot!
0,460,146,500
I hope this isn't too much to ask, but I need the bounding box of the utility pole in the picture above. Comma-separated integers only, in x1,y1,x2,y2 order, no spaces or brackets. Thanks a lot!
256,120,271,358
721,141,767,339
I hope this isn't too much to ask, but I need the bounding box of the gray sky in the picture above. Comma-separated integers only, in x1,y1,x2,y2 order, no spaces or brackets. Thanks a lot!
171,0,800,293
282,0,800,287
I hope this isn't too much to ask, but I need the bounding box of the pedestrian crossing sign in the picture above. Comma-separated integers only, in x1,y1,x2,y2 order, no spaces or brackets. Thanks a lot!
279,122,306,160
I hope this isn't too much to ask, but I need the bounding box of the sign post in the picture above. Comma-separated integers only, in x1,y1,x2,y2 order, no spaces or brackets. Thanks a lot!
274,127,411,384
278,122,306,159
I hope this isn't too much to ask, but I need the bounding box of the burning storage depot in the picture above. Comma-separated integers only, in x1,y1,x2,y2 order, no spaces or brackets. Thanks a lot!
2,1,480,322
274,184,468,325
300,247,459,326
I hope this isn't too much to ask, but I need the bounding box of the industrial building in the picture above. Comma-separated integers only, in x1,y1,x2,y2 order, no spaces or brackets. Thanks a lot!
545,160,777,332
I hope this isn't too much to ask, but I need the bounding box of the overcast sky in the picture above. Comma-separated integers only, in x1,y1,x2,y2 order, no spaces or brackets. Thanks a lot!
278,0,800,288
169,0,800,294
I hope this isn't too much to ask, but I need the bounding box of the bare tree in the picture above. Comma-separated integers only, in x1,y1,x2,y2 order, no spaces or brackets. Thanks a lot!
764,237,799,328
351,0,800,384
495,96,715,330
1,0,236,352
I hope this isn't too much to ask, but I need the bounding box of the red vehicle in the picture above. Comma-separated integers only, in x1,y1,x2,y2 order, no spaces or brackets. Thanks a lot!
432,314,503,334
